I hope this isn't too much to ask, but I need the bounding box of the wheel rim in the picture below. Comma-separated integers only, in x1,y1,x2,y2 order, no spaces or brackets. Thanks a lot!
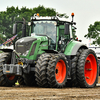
7,75,15,80
84,54,97,85
55,59,66,83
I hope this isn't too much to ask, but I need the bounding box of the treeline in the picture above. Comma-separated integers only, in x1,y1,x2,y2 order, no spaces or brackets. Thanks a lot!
84,21,100,45
0,5,68,44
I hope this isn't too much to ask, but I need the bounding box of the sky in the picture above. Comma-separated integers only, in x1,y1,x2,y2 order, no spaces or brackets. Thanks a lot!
0,0,100,45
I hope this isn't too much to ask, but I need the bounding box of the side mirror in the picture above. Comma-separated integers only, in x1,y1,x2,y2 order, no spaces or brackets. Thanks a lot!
13,23,17,34
22,24,26,37
64,23,70,35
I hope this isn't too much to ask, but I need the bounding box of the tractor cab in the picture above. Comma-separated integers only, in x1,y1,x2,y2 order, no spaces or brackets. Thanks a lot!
31,20,57,50
30,13,76,52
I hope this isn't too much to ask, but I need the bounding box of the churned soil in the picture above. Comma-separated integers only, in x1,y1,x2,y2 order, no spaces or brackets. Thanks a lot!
0,77,100,100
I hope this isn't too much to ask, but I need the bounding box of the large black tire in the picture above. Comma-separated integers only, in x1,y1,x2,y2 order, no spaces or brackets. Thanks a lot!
77,49,98,88
35,53,51,87
0,52,17,87
23,73,36,86
70,49,84,87
18,73,36,86
18,76,25,85
47,54,68,88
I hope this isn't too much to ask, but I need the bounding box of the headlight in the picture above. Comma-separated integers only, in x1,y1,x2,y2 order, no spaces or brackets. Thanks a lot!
22,50,29,56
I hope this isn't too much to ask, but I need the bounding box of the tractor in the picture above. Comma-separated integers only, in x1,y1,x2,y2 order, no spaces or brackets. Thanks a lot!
0,13,98,88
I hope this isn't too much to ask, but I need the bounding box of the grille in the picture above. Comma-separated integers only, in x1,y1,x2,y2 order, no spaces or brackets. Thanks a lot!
29,43,37,56
15,37,37,54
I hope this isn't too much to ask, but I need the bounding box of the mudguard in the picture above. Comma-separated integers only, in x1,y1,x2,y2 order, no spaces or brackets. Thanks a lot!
64,40,88,56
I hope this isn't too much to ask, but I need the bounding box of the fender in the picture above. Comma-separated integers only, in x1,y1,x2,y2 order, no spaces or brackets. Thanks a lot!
64,40,88,56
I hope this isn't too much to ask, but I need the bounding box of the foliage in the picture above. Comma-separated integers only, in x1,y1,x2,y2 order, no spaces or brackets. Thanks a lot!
0,34,6,44
72,26,77,40
84,21,100,45
56,13,69,18
0,5,76,44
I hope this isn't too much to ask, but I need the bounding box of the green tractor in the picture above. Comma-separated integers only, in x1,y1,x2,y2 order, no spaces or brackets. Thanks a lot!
0,13,98,88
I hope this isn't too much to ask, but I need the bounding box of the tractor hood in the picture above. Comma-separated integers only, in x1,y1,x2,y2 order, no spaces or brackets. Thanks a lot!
16,36,48,44
16,37,37,44
15,36,48,55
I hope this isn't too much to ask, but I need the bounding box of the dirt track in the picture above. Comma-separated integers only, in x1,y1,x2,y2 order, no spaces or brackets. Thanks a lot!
1,77,100,100
1,86,100,100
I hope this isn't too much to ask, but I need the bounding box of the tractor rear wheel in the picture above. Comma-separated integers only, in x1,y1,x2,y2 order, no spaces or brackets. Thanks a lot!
69,49,84,87
0,52,17,87
77,49,98,87
35,53,51,87
47,54,68,88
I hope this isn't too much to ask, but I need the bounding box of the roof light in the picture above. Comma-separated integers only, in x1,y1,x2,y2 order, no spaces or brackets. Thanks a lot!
37,13,39,17
71,13,74,16
28,22,31,26
71,13,75,22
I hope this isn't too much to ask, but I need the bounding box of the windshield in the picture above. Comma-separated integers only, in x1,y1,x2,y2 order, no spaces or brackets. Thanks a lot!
32,21,57,42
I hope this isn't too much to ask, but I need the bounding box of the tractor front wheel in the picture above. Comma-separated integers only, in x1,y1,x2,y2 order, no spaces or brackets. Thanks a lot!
35,53,51,87
47,54,68,88
77,49,98,87
0,52,17,87
18,76,25,86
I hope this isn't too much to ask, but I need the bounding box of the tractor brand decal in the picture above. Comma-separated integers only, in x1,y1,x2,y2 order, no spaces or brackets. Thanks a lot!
17,45,24,47
31,33,35,37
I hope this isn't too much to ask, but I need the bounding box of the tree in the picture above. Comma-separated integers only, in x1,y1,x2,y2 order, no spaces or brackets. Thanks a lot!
0,5,71,43
32,5,56,16
0,34,6,44
72,26,77,40
84,21,100,45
